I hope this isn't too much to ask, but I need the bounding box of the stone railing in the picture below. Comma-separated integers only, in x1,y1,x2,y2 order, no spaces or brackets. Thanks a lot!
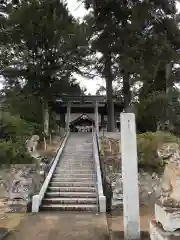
32,131,70,212
92,127,106,213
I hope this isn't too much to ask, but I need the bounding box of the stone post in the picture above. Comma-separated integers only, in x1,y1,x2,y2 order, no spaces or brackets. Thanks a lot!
61,113,65,128
95,100,99,137
66,101,71,132
101,114,104,129
120,113,140,239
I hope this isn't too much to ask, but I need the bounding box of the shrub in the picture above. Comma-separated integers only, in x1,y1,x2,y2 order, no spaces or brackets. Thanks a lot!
100,131,180,173
137,131,180,172
0,140,33,166
0,112,36,165
0,112,35,142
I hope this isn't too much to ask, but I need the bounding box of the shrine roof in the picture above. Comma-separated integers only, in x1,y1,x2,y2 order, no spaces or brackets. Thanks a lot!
55,95,106,103
50,94,123,113
54,94,121,104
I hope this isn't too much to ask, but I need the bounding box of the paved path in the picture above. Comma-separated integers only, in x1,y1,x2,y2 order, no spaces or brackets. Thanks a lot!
5,213,109,240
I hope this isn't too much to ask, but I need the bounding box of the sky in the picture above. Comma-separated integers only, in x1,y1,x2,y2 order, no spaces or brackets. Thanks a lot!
67,0,105,94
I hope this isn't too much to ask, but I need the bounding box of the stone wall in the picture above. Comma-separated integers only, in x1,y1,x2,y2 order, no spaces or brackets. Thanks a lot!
0,135,62,213
0,164,46,212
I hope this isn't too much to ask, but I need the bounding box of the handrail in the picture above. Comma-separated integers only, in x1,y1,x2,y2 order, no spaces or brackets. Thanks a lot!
92,127,106,213
32,131,70,212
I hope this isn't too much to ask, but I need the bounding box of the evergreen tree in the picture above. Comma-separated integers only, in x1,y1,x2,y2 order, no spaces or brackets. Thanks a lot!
2,0,89,135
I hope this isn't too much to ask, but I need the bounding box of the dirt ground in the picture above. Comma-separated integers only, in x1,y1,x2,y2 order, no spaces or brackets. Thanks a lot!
37,135,64,158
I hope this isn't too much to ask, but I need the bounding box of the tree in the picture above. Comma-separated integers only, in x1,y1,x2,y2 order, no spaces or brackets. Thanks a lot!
3,0,89,136
84,0,179,123
2,75,85,134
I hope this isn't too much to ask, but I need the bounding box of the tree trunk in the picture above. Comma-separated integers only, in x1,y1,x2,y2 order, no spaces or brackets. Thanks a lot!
122,71,131,112
104,52,115,132
166,62,172,94
165,62,173,130
43,99,49,137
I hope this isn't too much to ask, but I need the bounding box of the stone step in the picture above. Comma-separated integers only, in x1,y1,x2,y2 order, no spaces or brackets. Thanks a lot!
62,156,93,160
64,146,92,148
45,191,97,198
63,157,92,158
58,161,94,164
58,167,95,171
49,181,96,187
60,159,93,162
42,197,97,205
47,186,96,192
51,178,95,183
60,165,94,168
62,153,92,155
53,173,96,179
40,204,97,212
57,164,94,168
62,156,92,159
56,168,95,172
59,159,94,162
54,170,95,174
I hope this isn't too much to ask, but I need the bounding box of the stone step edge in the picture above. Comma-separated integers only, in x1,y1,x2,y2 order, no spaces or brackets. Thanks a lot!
46,192,97,196
53,173,96,178
49,182,96,185
54,170,95,172
51,178,96,181
53,172,96,174
48,186,96,189
41,204,97,208
43,197,97,201
55,170,95,172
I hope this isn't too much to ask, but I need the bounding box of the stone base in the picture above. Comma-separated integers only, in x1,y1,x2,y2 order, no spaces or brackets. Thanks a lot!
149,220,180,240
155,202,180,231
112,230,150,240
0,228,9,240
6,199,28,213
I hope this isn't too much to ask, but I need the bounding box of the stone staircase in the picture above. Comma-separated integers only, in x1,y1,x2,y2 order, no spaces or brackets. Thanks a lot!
40,133,98,212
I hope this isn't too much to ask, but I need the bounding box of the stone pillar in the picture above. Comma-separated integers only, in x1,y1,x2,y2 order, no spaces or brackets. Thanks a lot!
120,113,140,239
66,101,71,132
114,112,117,131
95,100,99,136
101,114,104,129
43,101,49,136
61,113,65,128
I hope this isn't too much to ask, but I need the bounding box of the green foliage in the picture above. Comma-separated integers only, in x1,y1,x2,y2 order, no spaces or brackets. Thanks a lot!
4,0,89,101
0,112,36,165
136,91,168,132
0,112,35,142
137,131,179,172
3,86,43,125
0,140,33,166
136,89,180,133
1,0,89,135
82,0,180,125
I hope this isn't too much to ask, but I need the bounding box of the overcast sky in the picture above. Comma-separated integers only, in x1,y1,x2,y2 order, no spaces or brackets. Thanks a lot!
66,0,104,94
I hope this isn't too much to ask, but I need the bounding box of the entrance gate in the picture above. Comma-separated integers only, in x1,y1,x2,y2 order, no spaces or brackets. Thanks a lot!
50,95,123,134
